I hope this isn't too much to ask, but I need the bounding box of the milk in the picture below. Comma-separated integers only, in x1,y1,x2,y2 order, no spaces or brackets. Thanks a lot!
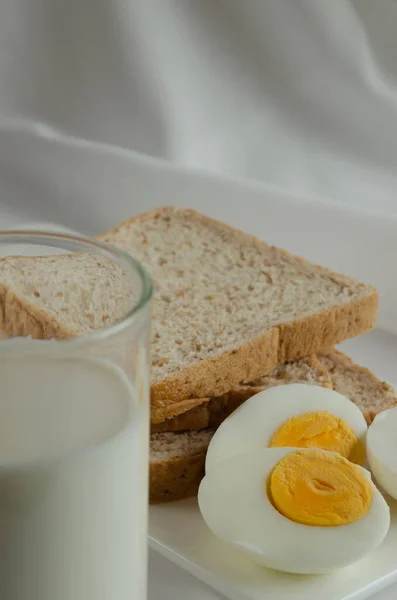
0,356,148,600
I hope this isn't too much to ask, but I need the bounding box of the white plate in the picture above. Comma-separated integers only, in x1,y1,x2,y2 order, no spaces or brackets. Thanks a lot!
149,329,397,600
150,499,397,600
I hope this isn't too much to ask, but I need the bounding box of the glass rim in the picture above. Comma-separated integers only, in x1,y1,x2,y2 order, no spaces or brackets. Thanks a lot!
0,230,153,347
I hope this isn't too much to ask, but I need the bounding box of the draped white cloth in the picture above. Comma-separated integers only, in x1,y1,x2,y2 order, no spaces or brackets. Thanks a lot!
1,0,397,225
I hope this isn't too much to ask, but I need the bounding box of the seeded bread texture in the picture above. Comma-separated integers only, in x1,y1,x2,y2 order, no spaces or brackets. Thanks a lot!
98,207,377,411
0,254,136,338
318,349,397,425
149,350,397,503
151,355,331,432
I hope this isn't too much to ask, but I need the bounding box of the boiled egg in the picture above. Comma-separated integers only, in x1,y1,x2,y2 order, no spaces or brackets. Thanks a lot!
367,406,397,500
198,447,390,574
206,384,368,471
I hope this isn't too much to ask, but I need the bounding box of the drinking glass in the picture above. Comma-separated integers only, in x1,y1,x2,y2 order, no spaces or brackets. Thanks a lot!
0,232,152,600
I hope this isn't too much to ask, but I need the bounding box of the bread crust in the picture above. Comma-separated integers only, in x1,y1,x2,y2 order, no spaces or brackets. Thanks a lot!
151,397,210,424
150,328,280,414
0,284,75,339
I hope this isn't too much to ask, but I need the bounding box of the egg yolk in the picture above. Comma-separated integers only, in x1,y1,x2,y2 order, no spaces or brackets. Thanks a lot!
267,449,373,527
268,411,364,464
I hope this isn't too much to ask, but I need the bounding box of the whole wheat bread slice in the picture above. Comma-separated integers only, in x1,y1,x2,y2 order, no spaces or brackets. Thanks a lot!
149,349,397,503
150,430,214,503
0,254,136,339
99,208,377,413
151,355,331,432
0,208,377,414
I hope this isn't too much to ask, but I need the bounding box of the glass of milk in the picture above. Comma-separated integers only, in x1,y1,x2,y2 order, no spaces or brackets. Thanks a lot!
0,231,152,600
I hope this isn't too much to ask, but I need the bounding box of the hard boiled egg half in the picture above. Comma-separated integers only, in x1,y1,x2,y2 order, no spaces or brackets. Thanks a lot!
367,406,397,500
205,383,368,471
198,384,390,574
199,446,390,574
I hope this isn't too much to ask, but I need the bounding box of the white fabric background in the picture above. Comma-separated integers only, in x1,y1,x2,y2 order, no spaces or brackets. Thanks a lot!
1,1,397,599
1,0,397,218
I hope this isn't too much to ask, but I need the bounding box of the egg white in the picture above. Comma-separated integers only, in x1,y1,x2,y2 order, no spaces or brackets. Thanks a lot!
367,407,397,500
198,447,390,574
206,383,368,471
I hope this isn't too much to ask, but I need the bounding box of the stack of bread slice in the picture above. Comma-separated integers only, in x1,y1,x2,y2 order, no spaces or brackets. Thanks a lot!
0,207,395,503
149,349,397,502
